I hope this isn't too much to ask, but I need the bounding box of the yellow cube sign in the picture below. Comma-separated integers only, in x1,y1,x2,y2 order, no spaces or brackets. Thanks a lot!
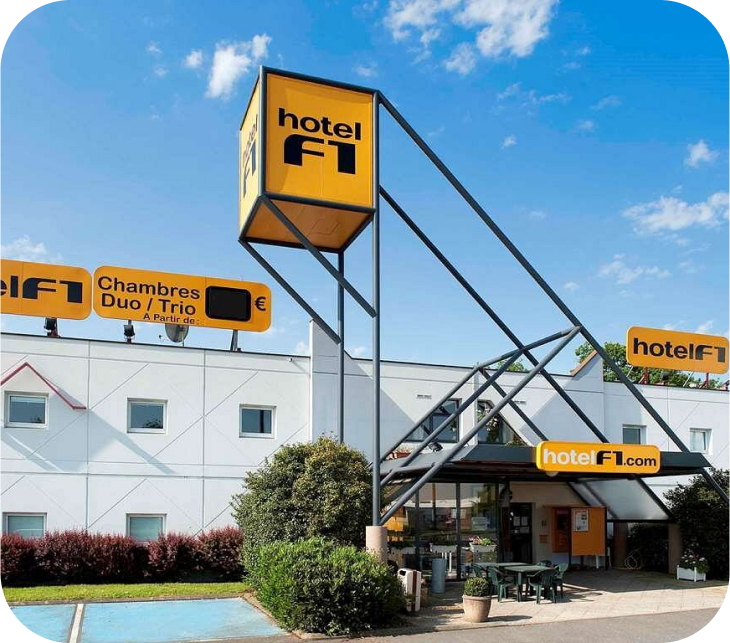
626,326,729,374
239,68,375,251
1,259,92,320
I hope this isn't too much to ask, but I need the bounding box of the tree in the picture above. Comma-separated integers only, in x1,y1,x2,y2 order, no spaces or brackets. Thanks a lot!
664,469,729,579
574,340,722,388
494,358,527,373
232,437,372,570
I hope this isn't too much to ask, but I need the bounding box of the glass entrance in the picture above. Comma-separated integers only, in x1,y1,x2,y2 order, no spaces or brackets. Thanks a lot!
503,502,533,564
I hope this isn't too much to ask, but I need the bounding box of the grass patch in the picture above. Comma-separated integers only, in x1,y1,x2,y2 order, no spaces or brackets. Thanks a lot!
3,582,251,603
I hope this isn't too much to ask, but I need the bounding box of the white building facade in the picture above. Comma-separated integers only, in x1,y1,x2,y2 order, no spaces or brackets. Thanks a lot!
1,325,728,557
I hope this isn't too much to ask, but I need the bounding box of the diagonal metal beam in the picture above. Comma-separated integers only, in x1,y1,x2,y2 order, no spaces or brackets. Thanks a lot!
381,186,608,444
379,326,581,524
239,239,340,345
261,195,376,318
486,378,548,442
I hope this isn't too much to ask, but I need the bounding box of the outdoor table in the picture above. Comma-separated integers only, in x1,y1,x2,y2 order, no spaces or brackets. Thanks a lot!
502,564,547,602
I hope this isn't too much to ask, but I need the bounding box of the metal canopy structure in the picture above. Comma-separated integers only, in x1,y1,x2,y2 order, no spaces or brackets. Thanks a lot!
238,67,728,528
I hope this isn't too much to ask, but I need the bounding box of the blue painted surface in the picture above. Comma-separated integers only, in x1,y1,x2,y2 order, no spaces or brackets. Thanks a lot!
81,598,283,643
11,604,75,643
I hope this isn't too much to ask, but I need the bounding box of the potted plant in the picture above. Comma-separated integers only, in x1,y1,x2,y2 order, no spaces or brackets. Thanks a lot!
462,577,492,623
677,551,709,582
469,536,496,553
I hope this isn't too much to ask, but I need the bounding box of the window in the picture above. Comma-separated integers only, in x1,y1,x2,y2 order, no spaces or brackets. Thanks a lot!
407,399,459,443
240,406,274,437
3,513,45,538
690,428,711,454
6,393,47,428
126,514,165,541
128,400,166,434
477,400,519,444
622,424,644,445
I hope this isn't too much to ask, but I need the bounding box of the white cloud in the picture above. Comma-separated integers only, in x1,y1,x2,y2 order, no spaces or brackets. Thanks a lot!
598,255,670,285
350,345,368,357
678,260,701,274
146,41,162,55
501,134,517,148
152,65,168,78
576,45,591,55
184,49,204,69
206,34,271,100
384,0,558,68
562,61,581,71
623,191,729,235
427,125,445,138
455,0,559,59
354,62,378,78
575,119,595,132
528,209,547,220
444,42,478,75
696,320,714,334
1,236,62,263
295,340,308,355
685,139,719,168
498,82,522,100
591,95,621,110
497,82,570,107
563,281,579,292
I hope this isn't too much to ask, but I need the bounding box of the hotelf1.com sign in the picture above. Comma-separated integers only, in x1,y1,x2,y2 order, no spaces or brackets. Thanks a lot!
536,441,660,475
93,266,271,332
238,68,375,252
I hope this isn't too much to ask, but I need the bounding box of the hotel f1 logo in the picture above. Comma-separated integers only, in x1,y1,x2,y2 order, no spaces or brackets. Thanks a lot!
0,259,92,320
536,441,660,475
238,69,375,252
626,326,729,374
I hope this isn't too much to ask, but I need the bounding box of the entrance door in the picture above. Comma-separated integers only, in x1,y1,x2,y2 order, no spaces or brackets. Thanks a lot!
505,503,532,563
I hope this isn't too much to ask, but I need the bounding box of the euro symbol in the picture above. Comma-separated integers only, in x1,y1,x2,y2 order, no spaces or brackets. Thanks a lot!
255,296,267,312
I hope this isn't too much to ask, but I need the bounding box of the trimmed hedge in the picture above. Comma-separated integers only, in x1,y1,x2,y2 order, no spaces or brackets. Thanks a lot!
249,537,403,636
1,528,243,586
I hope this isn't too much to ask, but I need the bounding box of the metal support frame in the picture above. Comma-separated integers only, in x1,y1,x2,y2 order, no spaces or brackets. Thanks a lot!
371,92,381,526
380,326,581,524
337,252,345,444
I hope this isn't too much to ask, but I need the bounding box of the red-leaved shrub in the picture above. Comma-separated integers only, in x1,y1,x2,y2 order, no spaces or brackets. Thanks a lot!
197,527,245,580
1,534,39,586
89,535,148,583
146,533,201,581
34,531,95,584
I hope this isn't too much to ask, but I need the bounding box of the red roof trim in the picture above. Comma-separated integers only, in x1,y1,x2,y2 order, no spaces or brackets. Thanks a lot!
1,362,86,410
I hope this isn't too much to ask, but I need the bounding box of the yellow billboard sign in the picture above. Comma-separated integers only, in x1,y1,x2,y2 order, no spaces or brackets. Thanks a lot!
93,266,271,332
536,441,660,475
1,259,92,320
239,68,375,251
626,326,729,374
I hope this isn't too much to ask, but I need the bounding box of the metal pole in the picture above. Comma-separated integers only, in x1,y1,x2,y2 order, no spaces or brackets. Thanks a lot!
489,379,548,442
381,187,609,444
261,195,376,318
239,239,341,345
338,252,345,444
372,92,381,527
380,326,581,525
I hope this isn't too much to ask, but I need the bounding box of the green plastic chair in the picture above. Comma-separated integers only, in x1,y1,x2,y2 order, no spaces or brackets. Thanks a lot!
527,568,556,604
488,566,518,602
552,563,569,600
538,559,552,567
472,564,485,578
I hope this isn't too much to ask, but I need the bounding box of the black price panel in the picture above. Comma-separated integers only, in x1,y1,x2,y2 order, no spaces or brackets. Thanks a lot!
205,286,252,322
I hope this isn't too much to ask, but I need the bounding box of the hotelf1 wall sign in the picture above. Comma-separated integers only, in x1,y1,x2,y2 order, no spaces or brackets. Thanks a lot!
536,441,661,475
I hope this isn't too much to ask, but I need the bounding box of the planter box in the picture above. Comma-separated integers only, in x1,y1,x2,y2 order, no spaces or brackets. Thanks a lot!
677,565,706,582
470,544,496,553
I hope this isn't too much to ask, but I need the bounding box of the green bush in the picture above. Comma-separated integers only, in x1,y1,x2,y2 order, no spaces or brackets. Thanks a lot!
665,468,729,580
464,577,490,597
249,537,403,635
627,523,668,572
232,437,371,570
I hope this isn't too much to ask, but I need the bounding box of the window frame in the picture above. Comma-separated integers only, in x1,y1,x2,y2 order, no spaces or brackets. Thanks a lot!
476,399,516,444
5,392,49,429
126,513,166,542
127,399,167,434
622,424,645,445
239,405,276,439
406,398,460,444
689,428,712,454
3,512,46,538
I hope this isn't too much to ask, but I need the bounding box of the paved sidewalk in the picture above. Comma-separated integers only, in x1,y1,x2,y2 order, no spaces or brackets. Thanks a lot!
400,569,728,632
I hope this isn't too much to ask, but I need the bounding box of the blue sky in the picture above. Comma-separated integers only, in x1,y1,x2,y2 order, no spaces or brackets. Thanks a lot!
1,0,728,374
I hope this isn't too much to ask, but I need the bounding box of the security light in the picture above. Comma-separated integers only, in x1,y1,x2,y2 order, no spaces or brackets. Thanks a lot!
43,317,58,337
123,322,135,343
